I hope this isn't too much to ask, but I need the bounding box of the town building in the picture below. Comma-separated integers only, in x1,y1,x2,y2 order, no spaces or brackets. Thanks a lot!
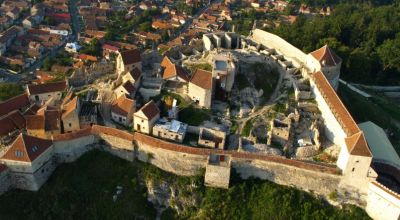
0,134,55,191
188,69,213,108
198,128,226,149
116,49,141,75
133,100,160,134
111,94,135,127
152,119,188,143
204,154,231,189
26,81,67,105
61,93,81,133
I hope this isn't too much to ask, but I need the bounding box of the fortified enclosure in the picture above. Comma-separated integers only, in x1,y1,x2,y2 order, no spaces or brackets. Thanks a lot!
0,29,398,220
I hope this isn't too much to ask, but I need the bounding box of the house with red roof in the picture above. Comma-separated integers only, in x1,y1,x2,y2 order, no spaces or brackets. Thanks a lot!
114,80,136,99
188,69,213,108
122,67,142,88
111,94,135,127
0,134,55,191
26,81,67,105
133,100,160,134
116,49,141,75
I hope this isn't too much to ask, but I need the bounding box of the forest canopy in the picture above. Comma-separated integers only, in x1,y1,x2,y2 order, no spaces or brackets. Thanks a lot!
266,2,400,84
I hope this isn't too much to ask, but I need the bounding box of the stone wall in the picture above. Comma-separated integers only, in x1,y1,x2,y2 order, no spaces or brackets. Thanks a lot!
0,168,11,195
366,182,400,220
251,29,307,68
232,157,341,195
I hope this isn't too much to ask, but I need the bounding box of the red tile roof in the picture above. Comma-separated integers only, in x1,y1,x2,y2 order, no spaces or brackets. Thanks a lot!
78,54,97,62
121,81,136,94
312,71,371,157
161,56,189,82
62,96,78,119
190,69,213,90
0,93,30,117
102,44,119,51
310,45,342,66
345,132,372,157
111,95,135,117
0,110,25,136
1,134,53,162
128,67,141,81
136,100,159,120
27,81,67,95
120,49,141,65
25,115,45,130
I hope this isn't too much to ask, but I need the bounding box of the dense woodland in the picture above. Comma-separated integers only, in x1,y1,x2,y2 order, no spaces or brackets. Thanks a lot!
269,1,400,84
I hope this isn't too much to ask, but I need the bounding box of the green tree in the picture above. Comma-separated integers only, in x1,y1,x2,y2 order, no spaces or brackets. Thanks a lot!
0,83,23,101
377,35,400,71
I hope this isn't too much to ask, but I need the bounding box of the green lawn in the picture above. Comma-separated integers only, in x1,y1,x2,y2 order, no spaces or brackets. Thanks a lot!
185,63,212,73
241,117,255,137
179,105,210,126
338,84,400,154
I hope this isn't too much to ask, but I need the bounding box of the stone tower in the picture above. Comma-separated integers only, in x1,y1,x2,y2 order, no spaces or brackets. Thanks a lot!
306,45,342,90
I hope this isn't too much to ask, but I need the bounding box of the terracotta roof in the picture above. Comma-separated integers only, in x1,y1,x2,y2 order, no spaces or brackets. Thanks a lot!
128,67,141,81
0,110,26,136
121,81,136,94
310,45,342,66
23,104,40,116
0,93,30,117
102,44,119,51
78,54,97,62
44,110,60,131
61,91,76,106
312,71,371,157
27,81,67,95
25,115,45,130
190,69,213,90
345,132,372,157
111,94,135,117
62,96,78,119
120,49,141,65
53,127,92,141
312,71,360,135
1,134,53,162
161,56,189,81
136,100,160,120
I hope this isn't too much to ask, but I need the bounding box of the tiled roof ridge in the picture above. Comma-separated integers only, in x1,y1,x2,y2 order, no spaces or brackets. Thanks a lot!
311,71,371,157
371,181,400,199
311,71,360,136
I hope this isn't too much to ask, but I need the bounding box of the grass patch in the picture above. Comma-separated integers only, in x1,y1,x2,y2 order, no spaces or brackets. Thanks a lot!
183,133,199,146
235,74,251,90
179,105,210,126
0,83,23,101
185,63,212,73
230,120,239,134
338,84,400,154
272,103,287,114
241,117,255,137
251,63,280,103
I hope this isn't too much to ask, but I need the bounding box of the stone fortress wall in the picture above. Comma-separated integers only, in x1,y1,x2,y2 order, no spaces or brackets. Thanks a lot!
249,29,399,220
0,30,398,219
0,125,398,219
